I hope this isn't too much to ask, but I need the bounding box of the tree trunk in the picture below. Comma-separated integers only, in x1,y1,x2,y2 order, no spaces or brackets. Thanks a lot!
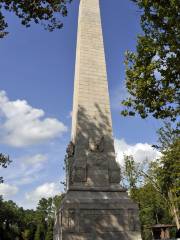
168,191,180,229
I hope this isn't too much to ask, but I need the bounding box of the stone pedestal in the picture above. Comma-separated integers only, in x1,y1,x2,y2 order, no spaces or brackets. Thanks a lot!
54,189,141,240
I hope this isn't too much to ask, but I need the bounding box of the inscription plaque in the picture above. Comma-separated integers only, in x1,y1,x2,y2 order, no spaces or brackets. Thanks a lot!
79,209,125,233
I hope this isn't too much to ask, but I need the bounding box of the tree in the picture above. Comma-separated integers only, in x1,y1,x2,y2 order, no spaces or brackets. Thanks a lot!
151,139,180,229
0,0,72,38
35,195,63,240
45,218,53,240
135,183,171,240
0,199,22,239
34,224,45,240
124,155,140,188
0,153,11,183
121,0,180,121
151,122,180,228
22,229,31,240
154,122,180,151
123,130,180,230
0,195,63,239
52,194,64,219
123,155,173,240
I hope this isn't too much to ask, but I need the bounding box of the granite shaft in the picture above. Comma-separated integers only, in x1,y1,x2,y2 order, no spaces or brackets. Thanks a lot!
70,0,120,189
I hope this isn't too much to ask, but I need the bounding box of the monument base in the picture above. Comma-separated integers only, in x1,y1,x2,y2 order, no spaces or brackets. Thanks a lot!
54,189,142,240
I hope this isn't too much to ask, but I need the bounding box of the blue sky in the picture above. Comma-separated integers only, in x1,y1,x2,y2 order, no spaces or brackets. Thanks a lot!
0,0,161,209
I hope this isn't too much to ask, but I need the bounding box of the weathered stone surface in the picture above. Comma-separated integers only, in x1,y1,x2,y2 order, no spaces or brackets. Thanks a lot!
54,0,142,239
70,0,120,188
54,191,142,240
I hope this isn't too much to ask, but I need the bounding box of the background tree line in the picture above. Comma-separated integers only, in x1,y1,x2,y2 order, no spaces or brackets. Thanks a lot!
122,123,179,240
0,195,63,240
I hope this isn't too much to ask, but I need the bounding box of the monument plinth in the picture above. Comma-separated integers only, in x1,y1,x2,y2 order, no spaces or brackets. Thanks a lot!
54,0,142,239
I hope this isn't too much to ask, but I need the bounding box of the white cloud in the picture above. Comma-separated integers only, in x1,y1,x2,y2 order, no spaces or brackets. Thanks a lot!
114,138,161,166
18,154,48,182
1,154,48,186
25,182,60,207
23,154,47,166
0,183,18,198
0,90,68,147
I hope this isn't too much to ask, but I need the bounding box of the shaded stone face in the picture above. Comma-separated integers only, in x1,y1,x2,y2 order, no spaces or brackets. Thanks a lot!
70,0,120,189
54,191,142,240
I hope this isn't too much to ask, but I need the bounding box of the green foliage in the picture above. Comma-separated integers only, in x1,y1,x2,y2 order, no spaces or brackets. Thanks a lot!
123,123,180,235
152,123,180,212
0,153,11,168
0,194,63,240
137,184,171,240
158,139,180,198
0,153,11,183
34,224,45,240
151,137,180,228
22,229,32,240
123,155,174,240
122,0,180,121
0,0,73,38
124,155,137,189
156,122,180,151
45,219,54,240
0,199,23,239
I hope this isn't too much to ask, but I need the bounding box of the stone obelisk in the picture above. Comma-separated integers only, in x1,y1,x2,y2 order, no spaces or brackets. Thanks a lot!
54,0,142,239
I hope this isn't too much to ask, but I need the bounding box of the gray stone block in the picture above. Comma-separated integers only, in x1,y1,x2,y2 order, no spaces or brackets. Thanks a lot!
54,190,141,240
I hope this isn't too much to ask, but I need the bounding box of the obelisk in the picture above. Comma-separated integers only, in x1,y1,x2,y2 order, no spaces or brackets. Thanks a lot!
54,0,142,239
70,0,120,189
